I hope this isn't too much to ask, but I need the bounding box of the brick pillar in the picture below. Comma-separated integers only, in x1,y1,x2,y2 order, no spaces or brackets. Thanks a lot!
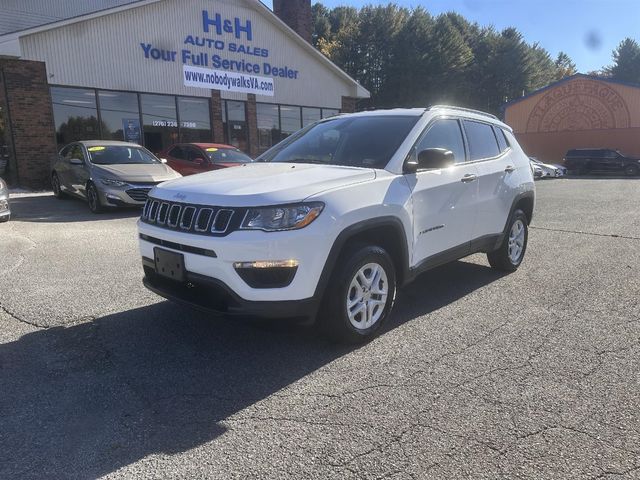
0,58,57,189
341,96,357,113
246,94,259,158
210,89,224,143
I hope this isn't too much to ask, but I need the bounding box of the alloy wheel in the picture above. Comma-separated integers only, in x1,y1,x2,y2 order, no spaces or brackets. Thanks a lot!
508,219,525,264
346,262,388,330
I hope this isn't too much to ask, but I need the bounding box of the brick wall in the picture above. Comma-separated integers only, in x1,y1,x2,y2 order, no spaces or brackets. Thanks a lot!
341,96,357,113
0,58,57,189
273,0,312,44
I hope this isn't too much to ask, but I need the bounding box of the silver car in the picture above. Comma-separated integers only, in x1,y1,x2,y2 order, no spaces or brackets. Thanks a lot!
529,157,567,178
51,141,181,213
0,177,10,222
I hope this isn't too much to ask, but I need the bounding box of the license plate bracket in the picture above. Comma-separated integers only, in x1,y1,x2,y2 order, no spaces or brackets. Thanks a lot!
154,247,186,282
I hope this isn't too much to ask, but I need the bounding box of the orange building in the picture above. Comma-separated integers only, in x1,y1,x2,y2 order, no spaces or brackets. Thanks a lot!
503,74,640,164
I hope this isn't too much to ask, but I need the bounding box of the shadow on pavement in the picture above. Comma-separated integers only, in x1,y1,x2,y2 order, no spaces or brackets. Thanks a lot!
561,174,640,180
0,260,504,478
8,193,141,223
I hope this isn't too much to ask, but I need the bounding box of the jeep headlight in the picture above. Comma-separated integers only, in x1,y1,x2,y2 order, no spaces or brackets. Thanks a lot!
100,178,129,188
240,202,324,232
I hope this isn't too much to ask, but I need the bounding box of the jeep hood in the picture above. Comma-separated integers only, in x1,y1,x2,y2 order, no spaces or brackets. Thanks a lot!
151,163,376,206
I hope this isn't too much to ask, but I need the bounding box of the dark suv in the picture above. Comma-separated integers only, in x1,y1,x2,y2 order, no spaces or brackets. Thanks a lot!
564,149,640,176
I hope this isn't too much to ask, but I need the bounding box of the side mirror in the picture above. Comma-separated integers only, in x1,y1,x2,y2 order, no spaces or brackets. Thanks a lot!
405,148,455,173
193,157,205,166
69,158,84,166
159,158,168,164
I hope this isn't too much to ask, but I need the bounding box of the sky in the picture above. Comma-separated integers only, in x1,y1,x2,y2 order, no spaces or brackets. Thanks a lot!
263,0,640,73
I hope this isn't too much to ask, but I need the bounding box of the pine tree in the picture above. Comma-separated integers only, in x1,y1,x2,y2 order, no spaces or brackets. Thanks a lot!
606,38,640,84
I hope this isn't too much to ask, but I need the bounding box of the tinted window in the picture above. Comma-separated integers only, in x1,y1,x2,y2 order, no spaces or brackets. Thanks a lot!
51,87,99,149
464,121,500,160
493,127,509,152
416,119,466,164
264,115,419,169
98,91,140,143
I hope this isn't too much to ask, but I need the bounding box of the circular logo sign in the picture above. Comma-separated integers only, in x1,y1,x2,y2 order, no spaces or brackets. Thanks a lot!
526,78,630,133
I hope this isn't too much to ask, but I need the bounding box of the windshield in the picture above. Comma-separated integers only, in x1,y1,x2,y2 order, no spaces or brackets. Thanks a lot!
262,115,419,169
88,146,160,165
206,148,253,164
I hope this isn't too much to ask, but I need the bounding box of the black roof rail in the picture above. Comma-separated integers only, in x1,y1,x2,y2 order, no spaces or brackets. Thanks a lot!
428,105,499,121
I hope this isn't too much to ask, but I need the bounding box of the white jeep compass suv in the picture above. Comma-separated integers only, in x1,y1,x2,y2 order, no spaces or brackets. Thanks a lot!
138,106,534,342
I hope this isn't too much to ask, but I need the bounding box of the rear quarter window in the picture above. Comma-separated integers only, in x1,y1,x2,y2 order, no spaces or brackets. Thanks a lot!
463,120,500,160
493,126,509,153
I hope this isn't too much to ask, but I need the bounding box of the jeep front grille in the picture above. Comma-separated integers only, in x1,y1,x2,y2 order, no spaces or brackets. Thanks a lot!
141,197,244,236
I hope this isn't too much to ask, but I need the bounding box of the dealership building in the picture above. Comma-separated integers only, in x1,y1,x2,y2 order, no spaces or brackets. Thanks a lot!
504,74,640,163
0,0,369,188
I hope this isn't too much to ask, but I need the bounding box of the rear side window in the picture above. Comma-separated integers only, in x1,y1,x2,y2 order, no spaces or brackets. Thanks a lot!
169,146,186,160
416,119,466,163
463,120,500,160
493,127,509,153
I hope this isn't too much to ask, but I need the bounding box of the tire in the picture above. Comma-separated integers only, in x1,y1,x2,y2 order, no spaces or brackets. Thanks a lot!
51,172,67,199
319,244,397,344
624,164,639,177
0,213,9,223
487,209,528,272
86,182,104,213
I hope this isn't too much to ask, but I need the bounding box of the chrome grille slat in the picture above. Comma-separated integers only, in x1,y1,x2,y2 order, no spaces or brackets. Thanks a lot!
211,209,234,233
141,198,239,236
180,206,196,230
157,203,170,225
194,208,213,232
167,204,182,228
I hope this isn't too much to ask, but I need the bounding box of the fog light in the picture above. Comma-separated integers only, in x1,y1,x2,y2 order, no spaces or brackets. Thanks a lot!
233,260,299,269
233,260,299,289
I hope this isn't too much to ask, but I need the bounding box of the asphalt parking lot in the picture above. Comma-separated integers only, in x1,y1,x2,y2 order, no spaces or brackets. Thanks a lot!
1,178,639,479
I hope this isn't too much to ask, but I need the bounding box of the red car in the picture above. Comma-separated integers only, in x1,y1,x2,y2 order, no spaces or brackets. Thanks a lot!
159,143,253,176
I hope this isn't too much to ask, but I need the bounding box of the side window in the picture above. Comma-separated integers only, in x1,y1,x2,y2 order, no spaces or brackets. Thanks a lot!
463,120,500,160
60,145,72,159
70,145,85,162
493,126,509,153
169,146,186,160
186,147,205,163
416,119,466,164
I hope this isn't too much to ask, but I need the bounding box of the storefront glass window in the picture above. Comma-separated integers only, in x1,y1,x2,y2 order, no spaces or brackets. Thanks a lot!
302,107,321,127
322,108,340,119
223,101,249,152
178,97,211,143
257,103,280,149
51,87,99,149
98,91,141,144
280,105,302,140
141,94,178,154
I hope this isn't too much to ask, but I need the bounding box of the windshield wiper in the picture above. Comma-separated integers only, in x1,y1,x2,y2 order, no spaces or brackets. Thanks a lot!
285,158,329,165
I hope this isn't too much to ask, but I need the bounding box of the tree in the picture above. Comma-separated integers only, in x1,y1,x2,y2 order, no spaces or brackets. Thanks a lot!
554,51,577,80
606,38,640,83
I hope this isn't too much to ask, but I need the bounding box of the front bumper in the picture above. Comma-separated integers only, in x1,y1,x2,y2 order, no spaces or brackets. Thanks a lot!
97,182,158,207
137,216,335,303
0,195,10,220
142,257,317,319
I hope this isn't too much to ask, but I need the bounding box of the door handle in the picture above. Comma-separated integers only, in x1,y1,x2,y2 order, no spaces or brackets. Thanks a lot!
461,174,477,183
504,165,515,173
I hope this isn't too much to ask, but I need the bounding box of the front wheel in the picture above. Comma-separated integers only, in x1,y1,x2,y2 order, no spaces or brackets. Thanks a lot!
488,209,528,272
51,172,67,199
87,182,104,214
624,164,639,177
320,244,396,343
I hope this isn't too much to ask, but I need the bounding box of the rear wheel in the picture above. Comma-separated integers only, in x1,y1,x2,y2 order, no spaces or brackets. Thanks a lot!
487,209,528,272
87,182,104,214
320,244,396,344
51,172,67,199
